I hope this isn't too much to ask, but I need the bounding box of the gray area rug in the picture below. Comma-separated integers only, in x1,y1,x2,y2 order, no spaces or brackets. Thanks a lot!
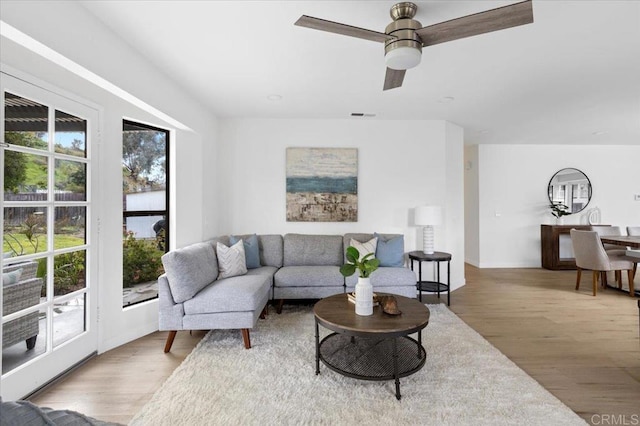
130,304,586,425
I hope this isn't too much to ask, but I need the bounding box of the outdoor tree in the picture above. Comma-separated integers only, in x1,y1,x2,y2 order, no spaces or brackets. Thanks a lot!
122,130,166,191
3,131,45,192
3,150,26,192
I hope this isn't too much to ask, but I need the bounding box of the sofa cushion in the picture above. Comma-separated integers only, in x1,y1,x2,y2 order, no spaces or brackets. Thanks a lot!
216,241,248,279
345,266,416,287
162,242,218,304
283,234,343,266
230,234,261,269
275,265,344,287
259,235,284,268
183,274,271,315
246,265,278,279
374,233,405,267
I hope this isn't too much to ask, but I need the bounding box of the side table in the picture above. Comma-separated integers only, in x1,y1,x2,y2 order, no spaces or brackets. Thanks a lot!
408,251,452,306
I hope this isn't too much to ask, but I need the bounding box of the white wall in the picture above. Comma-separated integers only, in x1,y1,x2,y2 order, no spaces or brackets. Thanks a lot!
464,145,480,266
472,144,640,268
444,122,465,283
213,118,465,289
1,0,217,353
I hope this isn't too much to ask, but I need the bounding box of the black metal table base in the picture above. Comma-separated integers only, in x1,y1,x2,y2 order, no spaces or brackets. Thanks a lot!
409,251,452,306
315,326,426,400
418,281,449,294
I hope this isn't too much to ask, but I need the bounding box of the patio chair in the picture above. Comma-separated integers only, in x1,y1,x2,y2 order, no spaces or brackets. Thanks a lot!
2,261,43,350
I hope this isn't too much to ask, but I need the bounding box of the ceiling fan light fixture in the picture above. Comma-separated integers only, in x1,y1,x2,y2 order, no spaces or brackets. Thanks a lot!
385,46,421,70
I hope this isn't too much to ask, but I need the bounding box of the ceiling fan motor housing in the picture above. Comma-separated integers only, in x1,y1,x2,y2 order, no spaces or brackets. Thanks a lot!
385,17,423,69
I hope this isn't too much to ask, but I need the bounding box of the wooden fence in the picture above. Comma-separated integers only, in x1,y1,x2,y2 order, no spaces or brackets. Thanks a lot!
4,193,85,226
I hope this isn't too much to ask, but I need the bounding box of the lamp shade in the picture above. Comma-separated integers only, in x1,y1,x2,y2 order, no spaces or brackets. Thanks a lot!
415,206,442,226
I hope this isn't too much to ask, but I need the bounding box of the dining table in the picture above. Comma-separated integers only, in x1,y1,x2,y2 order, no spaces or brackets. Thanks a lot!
600,235,640,249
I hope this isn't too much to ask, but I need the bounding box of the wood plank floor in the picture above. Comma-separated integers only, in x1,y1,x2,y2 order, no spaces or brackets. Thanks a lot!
29,265,640,425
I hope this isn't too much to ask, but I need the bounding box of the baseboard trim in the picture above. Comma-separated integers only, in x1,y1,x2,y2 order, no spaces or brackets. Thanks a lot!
24,351,97,400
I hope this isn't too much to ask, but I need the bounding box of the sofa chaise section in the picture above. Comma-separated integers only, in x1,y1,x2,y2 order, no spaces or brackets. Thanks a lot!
159,238,274,351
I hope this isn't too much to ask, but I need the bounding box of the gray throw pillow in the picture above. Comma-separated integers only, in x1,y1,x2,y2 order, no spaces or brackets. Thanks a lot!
374,233,405,267
230,234,261,269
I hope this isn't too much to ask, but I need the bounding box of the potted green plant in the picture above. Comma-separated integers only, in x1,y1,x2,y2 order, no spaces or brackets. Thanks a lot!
340,246,380,316
340,246,380,278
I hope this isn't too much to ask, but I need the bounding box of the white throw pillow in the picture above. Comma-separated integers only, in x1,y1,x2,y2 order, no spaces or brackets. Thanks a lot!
2,268,23,286
349,237,378,261
216,241,248,279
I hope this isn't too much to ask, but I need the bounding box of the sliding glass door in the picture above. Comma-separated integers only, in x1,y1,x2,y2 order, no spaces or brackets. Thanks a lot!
1,73,99,400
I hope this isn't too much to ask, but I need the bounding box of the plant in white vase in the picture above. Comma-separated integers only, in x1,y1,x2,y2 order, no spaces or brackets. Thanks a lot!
549,202,570,224
340,246,379,316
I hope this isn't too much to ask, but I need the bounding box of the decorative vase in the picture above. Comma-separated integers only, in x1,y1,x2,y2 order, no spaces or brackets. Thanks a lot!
556,216,564,225
588,208,600,225
355,277,373,316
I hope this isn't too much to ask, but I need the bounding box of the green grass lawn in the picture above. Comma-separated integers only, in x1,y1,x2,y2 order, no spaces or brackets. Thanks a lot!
3,233,85,255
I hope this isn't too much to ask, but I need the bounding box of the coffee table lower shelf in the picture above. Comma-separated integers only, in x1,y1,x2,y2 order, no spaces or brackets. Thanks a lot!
317,332,426,400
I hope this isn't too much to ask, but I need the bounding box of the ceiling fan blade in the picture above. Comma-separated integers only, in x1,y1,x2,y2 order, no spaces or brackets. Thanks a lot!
415,0,533,47
383,68,406,91
295,15,396,43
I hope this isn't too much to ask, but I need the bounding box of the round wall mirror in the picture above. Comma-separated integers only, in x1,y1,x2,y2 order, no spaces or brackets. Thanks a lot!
547,168,592,214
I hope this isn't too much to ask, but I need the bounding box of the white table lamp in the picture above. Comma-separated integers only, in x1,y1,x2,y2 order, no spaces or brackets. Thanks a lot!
415,206,442,254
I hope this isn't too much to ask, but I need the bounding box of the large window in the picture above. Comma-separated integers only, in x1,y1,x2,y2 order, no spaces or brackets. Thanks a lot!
122,120,169,307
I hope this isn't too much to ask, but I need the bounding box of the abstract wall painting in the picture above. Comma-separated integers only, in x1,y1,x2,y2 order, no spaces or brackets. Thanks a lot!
286,147,358,222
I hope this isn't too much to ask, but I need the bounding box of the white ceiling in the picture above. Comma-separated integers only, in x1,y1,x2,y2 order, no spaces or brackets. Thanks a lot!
79,1,640,145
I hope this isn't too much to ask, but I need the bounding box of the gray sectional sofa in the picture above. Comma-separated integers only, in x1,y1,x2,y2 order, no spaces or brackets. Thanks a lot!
158,233,416,351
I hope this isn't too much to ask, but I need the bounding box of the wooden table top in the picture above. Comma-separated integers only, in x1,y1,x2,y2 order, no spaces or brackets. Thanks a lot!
600,236,640,249
313,293,430,338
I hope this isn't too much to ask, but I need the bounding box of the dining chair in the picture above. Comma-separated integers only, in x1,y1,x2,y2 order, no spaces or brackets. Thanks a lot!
590,225,626,252
590,225,633,285
570,229,635,296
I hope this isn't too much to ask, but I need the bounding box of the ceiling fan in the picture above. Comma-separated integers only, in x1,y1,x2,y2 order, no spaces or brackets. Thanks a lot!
295,1,533,91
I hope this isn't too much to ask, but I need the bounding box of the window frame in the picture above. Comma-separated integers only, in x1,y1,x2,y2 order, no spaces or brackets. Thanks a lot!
121,119,170,307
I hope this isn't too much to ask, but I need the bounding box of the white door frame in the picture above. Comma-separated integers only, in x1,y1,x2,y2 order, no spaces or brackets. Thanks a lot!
1,71,100,400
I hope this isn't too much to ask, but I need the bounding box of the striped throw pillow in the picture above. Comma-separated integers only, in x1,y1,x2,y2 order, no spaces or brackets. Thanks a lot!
216,241,248,279
349,237,378,261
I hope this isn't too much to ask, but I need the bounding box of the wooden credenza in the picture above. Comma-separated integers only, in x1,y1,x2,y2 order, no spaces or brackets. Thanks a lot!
541,224,609,270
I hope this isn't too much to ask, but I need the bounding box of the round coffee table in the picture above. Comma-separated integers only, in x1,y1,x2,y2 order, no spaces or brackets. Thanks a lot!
314,293,430,400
